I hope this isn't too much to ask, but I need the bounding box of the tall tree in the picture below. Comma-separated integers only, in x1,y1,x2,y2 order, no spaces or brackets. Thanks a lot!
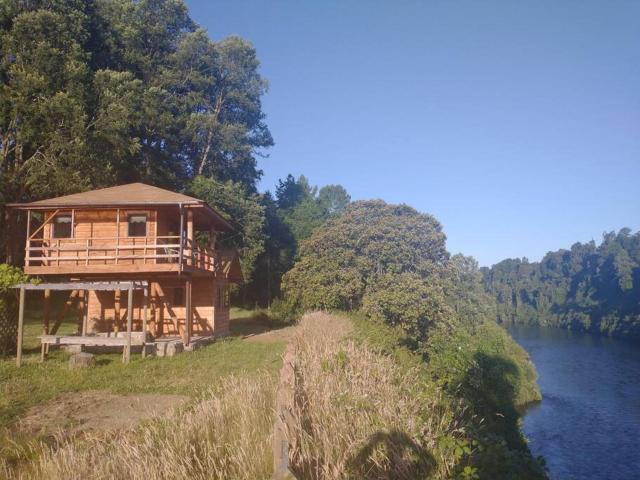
0,0,273,262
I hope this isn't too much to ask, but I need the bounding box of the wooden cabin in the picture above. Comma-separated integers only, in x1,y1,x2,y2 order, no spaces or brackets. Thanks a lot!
7,183,243,364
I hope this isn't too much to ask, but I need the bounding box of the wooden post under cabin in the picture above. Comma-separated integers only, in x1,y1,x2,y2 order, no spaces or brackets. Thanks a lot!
41,288,51,361
16,287,25,367
149,283,157,337
81,290,89,336
114,289,121,333
185,277,192,347
124,284,133,364
142,285,148,358
77,290,85,335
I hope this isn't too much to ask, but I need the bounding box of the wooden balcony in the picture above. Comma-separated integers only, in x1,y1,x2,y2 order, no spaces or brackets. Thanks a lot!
24,236,218,276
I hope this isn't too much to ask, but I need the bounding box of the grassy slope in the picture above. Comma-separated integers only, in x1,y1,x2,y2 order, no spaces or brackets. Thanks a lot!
1,308,284,427
349,312,547,480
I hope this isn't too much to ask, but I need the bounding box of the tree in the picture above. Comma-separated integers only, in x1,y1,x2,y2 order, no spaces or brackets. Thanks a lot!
275,174,309,210
483,229,640,339
281,200,453,339
0,0,273,263
188,176,265,283
318,184,350,216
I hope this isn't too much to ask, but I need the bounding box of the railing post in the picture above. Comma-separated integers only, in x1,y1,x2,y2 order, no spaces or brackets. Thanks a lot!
115,208,120,265
186,209,193,267
178,205,184,272
25,210,31,266
85,239,90,266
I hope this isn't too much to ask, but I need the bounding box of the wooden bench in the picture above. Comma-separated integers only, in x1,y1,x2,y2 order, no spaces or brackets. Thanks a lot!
40,332,146,347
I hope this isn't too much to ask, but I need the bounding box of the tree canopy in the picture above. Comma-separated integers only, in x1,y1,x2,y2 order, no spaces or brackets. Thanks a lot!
482,228,640,339
0,0,271,208
281,200,457,343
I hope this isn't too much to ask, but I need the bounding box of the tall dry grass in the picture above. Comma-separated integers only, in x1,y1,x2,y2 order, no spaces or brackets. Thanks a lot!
1,374,275,480
285,312,465,479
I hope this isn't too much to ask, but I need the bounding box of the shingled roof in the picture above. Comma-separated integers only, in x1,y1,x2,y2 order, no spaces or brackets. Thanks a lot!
7,183,205,207
7,183,233,231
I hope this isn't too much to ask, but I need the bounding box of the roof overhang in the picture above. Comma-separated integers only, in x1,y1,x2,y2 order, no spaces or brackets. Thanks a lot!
6,201,234,232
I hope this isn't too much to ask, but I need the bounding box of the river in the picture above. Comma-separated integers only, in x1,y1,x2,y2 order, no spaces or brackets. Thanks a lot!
506,325,640,480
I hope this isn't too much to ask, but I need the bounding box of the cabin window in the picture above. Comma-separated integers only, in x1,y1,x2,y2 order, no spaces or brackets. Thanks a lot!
128,214,147,237
52,215,72,239
173,287,185,307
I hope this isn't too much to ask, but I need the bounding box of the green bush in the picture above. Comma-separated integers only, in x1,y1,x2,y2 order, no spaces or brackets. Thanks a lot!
282,200,450,309
0,264,28,356
362,272,454,344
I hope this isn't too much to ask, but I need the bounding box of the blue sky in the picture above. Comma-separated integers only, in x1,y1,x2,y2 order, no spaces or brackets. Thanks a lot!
186,0,640,266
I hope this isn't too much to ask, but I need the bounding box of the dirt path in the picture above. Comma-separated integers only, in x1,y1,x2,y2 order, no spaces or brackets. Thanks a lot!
244,325,297,343
17,391,188,438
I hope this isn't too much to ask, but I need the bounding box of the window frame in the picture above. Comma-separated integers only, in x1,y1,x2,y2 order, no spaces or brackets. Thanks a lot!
127,213,148,238
52,214,73,239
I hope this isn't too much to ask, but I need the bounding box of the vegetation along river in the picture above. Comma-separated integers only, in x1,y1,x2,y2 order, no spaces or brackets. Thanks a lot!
506,325,640,479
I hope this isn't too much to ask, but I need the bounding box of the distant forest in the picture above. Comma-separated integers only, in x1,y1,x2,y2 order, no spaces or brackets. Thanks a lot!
482,229,640,339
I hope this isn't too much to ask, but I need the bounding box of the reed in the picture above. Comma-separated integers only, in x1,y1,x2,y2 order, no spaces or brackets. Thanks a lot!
285,312,465,479
1,374,275,480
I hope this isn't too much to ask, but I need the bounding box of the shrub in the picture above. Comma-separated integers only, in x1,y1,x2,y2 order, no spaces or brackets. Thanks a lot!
362,272,454,344
0,265,28,356
282,200,449,330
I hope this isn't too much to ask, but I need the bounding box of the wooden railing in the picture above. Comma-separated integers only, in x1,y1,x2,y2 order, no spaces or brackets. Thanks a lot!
26,236,218,273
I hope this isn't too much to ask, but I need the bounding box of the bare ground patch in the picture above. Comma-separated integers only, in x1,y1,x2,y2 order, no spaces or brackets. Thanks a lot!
244,325,297,343
16,391,188,438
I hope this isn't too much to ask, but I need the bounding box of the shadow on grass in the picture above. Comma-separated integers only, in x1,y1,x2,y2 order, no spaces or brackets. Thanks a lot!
347,430,436,479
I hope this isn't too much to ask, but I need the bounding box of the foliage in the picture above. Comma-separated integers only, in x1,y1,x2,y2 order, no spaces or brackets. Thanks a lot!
0,265,28,293
188,176,265,282
276,174,351,246
238,175,351,307
362,272,454,345
1,0,272,260
483,229,640,339
0,265,28,357
281,200,452,337
349,313,546,480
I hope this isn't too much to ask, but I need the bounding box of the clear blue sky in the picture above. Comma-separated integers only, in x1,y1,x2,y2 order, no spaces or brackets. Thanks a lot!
186,0,640,266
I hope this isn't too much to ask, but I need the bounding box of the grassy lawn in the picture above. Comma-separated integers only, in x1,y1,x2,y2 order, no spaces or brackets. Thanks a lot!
0,307,287,430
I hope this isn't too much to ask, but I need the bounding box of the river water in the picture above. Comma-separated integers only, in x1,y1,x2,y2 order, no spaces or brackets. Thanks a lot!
506,325,640,480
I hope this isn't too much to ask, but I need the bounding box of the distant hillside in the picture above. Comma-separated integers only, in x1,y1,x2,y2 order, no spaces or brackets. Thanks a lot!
482,229,640,339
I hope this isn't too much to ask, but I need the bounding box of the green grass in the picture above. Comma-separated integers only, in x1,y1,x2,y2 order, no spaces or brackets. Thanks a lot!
0,308,286,430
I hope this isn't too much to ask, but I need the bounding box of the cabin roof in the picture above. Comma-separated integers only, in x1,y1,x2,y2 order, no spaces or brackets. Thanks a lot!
6,183,233,231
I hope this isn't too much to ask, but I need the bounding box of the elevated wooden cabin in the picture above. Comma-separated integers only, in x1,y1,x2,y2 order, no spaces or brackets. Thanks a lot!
7,183,243,364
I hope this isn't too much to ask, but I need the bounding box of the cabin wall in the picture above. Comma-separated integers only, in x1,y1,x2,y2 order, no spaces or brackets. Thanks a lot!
42,209,159,241
86,277,229,337
38,209,163,267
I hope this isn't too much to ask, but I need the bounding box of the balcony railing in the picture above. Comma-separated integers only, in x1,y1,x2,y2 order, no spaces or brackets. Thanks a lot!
25,236,217,273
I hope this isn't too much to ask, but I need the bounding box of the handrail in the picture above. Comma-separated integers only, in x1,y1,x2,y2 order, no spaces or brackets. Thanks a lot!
25,235,218,273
